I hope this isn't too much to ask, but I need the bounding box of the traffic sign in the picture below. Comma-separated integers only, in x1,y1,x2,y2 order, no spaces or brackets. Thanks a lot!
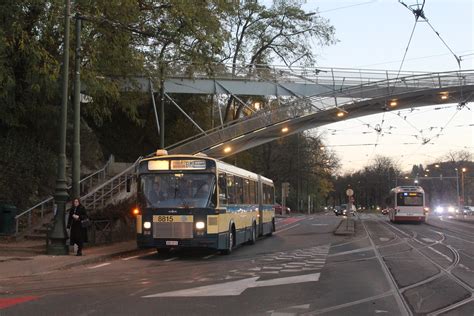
346,189,354,197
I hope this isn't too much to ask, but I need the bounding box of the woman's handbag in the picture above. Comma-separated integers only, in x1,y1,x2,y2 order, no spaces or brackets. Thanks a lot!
81,218,92,228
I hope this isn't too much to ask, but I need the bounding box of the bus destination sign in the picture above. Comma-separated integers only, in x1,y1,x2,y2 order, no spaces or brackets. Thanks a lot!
171,160,206,170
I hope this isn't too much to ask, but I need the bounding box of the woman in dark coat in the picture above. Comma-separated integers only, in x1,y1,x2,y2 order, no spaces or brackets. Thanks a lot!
67,198,88,256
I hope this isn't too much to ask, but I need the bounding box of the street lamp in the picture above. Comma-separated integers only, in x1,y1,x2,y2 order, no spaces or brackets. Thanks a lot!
47,0,71,255
455,168,460,210
461,168,467,207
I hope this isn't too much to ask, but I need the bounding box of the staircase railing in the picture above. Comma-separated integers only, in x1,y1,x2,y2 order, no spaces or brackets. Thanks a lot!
14,155,115,235
81,157,140,211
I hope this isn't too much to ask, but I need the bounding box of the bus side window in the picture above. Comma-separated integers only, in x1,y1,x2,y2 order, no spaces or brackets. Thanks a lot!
249,181,256,204
243,179,250,204
270,185,275,204
235,177,244,204
227,175,235,204
262,184,268,204
219,173,227,205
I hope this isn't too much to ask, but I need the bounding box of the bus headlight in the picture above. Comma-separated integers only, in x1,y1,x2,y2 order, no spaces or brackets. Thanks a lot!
143,221,151,229
195,221,205,230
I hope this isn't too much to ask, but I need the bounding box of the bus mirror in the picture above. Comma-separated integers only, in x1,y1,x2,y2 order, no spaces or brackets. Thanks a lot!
126,177,132,192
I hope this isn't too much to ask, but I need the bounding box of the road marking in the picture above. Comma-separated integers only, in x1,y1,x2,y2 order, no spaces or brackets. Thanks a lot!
311,224,328,226
421,237,435,243
143,273,320,297
88,262,111,269
164,257,178,262
301,291,393,315
202,254,216,260
328,246,373,257
428,247,453,262
379,237,390,242
275,224,300,234
268,303,311,315
121,251,155,261
0,296,39,309
122,255,141,261
263,266,283,270
305,260,325,264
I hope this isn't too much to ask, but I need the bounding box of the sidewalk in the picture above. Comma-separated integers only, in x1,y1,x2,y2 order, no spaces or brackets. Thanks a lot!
0,239,138,279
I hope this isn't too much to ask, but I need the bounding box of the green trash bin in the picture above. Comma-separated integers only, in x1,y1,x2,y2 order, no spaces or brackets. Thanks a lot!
0,203,18,235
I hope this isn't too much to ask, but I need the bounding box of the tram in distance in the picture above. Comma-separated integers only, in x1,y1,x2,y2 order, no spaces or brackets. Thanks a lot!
386,186,427,223
130,150,276,254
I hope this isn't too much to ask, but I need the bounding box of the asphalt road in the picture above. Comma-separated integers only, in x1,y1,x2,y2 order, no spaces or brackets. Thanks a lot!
1,213,473,315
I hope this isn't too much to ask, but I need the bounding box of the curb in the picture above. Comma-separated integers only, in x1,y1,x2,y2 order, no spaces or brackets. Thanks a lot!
334,218,355,235
58,247,140,271
0,242,141,279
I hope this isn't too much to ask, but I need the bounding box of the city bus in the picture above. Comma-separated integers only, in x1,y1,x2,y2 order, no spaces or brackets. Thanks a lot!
387,186,426,223
131,150,275,254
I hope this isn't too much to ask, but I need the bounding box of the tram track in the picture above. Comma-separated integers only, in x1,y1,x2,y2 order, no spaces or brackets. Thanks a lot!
378,219,474,315
426,218,474,239
360,220,412,316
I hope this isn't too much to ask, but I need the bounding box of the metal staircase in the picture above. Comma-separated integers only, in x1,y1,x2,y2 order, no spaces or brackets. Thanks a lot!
14,156,138,239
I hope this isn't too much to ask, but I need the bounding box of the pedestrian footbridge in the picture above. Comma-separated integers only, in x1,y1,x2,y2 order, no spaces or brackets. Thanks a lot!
154,66,474,158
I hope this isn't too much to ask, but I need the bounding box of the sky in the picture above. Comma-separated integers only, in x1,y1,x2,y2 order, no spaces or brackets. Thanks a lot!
296,0,474,173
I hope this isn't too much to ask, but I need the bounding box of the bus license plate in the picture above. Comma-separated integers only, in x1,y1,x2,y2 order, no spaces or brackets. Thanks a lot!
166,241,178,246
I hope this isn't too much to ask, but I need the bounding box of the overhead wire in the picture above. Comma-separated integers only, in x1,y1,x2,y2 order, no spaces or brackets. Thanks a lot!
393,0,426,89
424,19,461,69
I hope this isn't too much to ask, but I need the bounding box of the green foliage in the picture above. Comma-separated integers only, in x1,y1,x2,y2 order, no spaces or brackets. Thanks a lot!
231,132,338,211
0,133,56,209
0,1,62,136
219,0,337,120
333,156,401,208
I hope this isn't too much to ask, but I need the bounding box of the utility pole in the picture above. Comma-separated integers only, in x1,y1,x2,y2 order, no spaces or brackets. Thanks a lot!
48,0,71,255
455,168,460,209
461,168,466,206
72,15,82,198
159,65,165,149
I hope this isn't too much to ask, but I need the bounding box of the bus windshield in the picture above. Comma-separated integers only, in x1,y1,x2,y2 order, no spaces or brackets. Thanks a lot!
140,173,215,208
396,192,423,207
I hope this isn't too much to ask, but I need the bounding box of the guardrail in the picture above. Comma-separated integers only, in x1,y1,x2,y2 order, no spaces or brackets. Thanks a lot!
167,63,428,84
14,155,115,236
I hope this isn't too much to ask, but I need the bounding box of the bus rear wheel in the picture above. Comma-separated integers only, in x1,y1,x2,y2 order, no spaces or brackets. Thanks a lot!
221,227,234,255
266,218,275,236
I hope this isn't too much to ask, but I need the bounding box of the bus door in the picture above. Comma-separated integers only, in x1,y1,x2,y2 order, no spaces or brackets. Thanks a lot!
257,175,263,235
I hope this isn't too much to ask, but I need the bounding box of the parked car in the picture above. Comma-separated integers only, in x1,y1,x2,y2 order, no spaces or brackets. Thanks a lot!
274,204,291,215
